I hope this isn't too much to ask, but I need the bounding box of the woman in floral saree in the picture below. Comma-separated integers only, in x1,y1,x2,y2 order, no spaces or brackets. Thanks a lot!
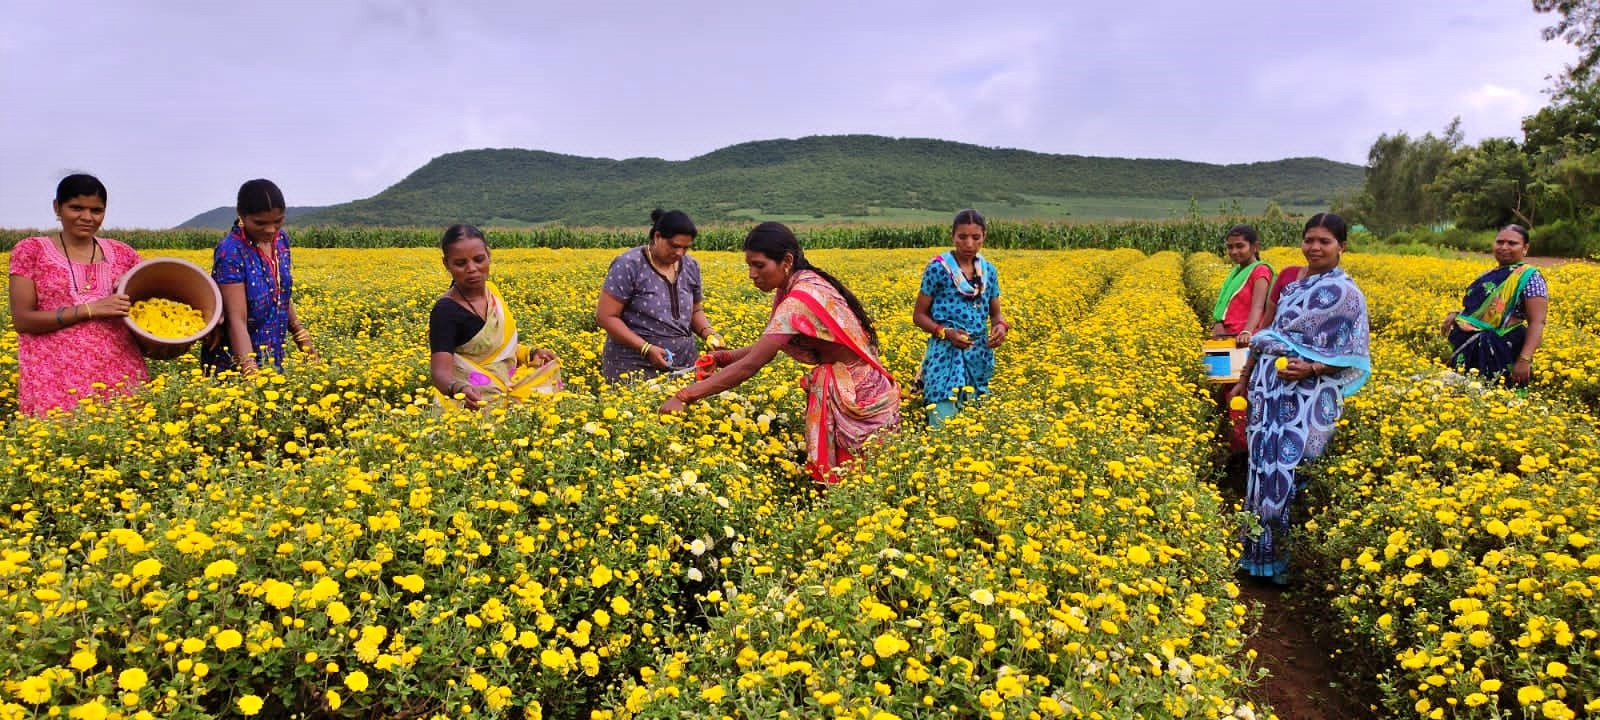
660,222,900,484
429,224,560,410
1231,213,1370,585
1441,224,1547,387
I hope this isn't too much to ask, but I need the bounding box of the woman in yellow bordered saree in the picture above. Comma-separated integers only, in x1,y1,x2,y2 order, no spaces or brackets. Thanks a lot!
429,224,561,410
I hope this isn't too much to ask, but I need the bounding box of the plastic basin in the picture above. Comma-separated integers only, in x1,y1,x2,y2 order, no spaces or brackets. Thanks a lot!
117,258,223,360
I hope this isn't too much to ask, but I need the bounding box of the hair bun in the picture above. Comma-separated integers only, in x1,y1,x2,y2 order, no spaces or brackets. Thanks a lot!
650,208,665,224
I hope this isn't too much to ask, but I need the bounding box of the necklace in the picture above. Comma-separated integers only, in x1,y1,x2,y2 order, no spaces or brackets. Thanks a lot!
455,286,488,320
959,261,984,304
247,233,283,307
58,235,102,294
646,248,680,279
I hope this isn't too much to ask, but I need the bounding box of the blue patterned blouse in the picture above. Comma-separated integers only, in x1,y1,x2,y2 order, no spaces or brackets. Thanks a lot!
202,227,294,371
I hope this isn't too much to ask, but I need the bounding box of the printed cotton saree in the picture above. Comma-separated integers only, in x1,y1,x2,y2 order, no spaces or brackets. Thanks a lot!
764,271,900,483
437,282,562,410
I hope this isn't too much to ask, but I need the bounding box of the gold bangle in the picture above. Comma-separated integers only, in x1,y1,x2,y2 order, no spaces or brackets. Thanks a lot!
85,304,92,320
935,326,947,340
639,342,653,357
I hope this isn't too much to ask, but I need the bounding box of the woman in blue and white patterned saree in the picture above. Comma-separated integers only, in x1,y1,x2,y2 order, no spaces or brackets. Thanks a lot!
1232,213,1370,585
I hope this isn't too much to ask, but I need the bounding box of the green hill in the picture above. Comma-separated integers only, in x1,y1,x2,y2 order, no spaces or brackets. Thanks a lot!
249,135,1364,227
178,205,329,229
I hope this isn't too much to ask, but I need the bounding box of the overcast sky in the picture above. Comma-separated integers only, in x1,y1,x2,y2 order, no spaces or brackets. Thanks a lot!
0,0,1578,229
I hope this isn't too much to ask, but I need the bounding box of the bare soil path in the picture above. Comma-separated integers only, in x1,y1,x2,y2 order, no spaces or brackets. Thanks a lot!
1216,453,1379,720
1238,583,1377,720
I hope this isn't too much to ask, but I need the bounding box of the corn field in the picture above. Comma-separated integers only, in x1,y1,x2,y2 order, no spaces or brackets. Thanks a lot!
0,219,1305,253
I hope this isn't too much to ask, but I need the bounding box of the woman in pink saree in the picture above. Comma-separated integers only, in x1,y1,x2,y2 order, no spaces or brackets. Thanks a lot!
660,222,900,484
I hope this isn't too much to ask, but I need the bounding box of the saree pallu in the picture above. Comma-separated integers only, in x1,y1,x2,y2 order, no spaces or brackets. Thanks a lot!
802,359,899,483
767,271,901,484
437,282,562,411
1243,268,1370,580
1449,264,1537,384
1448,325,1528,385
1240,362,1346,578
1212,261,1272,332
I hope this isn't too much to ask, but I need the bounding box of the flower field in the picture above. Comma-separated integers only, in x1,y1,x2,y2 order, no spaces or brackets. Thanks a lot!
0,242,1598,719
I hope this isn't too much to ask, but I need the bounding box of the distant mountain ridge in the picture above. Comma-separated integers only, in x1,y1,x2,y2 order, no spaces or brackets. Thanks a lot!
176,135,1364,228
178,206,328,229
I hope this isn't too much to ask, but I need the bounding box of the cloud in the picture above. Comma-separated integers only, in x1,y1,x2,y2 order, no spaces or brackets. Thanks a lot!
0,0,1581,228
1461,84,1540,131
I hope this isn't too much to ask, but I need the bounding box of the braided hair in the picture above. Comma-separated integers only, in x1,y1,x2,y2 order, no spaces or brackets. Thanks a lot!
743,222,881,349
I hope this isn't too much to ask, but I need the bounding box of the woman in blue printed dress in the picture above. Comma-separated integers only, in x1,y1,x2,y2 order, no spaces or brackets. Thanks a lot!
201,179,316,375
912,209,1010,426
1230,213,1371,586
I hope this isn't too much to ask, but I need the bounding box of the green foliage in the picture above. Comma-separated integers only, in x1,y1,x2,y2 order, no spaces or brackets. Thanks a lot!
1523,80,1600,156
1527,218,1600,257
1533,0,1600,85
1375,226,1496,255
1539,141,1600,219
1518,80,1600,225
199,136,1362,228
1432,227,1498,253
1346,120,1462,235
1429,137,1536,229
0,218,1309,254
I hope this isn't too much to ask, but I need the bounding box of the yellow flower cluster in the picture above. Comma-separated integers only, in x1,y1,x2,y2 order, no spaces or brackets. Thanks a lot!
0,246,1271,719
609,251,1266,719
128,297,205,339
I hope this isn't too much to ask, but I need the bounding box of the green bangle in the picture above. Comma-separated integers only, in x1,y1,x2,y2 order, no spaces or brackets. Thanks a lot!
56,308,66,326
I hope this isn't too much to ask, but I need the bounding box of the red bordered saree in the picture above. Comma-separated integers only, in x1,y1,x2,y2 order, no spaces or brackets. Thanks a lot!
763,271,901,483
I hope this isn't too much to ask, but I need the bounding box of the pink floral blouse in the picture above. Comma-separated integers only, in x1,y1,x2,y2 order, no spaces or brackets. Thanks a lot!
8,236,149,416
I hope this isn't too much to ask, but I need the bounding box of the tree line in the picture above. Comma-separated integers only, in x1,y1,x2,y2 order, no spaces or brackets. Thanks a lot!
1337,1,1600,257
